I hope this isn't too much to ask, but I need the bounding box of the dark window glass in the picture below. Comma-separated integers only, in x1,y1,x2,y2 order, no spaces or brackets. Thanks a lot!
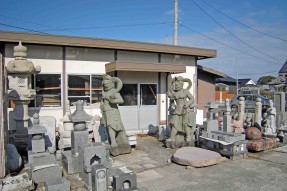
120,84,138,106
140,84,157,105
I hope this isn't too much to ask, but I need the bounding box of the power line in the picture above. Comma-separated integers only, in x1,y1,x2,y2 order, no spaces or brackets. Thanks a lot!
0,14,82,36
229,71,278,76
40,22,171,32
200,0,287,43
0,22,50,35
180,23,282,65
190,0,282,64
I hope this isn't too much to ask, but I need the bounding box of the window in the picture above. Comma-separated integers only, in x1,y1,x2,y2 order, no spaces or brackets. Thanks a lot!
140,84,157,105
29,74,61,107
119,84,138,106
67,75,102,106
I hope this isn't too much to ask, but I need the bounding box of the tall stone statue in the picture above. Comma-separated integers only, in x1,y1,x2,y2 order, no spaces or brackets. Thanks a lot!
166,76,195,148
265,100,277,135
100,75,131,156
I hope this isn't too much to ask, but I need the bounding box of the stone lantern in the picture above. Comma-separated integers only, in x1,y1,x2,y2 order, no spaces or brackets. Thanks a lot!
69,100,92,155
7,42,41,149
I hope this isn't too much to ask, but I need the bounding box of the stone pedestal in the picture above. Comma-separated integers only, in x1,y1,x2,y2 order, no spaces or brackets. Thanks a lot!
71,130,89,155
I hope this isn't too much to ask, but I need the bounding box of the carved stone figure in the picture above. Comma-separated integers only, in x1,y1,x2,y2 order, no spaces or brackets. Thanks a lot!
238,96,245,124
166,76,195,148
266,100,277,135
100,75,131,156
254,97,262,129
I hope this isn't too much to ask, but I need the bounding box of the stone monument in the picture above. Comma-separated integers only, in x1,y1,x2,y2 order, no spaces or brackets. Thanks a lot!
200,99,247,160
165,76,196,148
26,114,70,190
264,100,277,136
7,42,41,149
254,97,262,129
238,96,245,124
100,75,131,156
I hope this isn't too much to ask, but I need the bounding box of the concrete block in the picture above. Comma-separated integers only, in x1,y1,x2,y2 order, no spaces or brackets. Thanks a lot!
44,178,70,191
92,164,108,191
32,138,45,153
32,165,62,184
71,130,89,155
62,150,81,174
112,172,137,191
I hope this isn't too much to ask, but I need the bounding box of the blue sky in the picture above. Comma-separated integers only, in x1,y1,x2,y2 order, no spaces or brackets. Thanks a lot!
0,0,287,81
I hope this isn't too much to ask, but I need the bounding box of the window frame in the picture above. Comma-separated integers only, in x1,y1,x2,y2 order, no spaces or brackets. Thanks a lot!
67,73,103,108
29,73,62,110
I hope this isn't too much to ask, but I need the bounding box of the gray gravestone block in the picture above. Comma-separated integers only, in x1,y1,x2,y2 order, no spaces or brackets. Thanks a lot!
71,130,89,155
92,164,108,191
223,115,232,132
112,172,137,191
62,150,81,174
32,138,45,153
27,151,50,164
30,116,56,153
31,165,62,184
44,178,70,191
203,120,219,132
274,92,285,113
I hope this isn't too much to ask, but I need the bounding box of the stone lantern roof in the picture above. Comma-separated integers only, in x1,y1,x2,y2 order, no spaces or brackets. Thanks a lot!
69,100,92,123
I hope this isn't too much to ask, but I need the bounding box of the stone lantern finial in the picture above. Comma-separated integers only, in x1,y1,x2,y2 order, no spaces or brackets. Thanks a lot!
14,41,27,59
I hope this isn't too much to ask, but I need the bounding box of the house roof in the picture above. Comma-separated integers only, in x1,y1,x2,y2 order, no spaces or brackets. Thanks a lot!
197,65,226,78
0,30,216,60
279,60,287,74
216,76,237,84
238,78,256,86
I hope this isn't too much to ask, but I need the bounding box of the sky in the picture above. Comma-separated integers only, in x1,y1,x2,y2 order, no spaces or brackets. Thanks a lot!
0,0,286,82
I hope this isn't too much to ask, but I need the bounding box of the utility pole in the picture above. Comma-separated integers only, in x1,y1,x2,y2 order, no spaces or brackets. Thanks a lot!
174,0,178,45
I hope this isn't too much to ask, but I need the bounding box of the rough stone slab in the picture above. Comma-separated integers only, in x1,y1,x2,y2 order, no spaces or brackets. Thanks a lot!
246,138,277,152
274,145,287,153
0,172,33,191
172,147,222,167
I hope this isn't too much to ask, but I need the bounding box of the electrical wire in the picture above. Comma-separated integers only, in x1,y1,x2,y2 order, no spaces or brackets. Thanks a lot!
40,22,171,32
180,23,282,65
0,22,50,35
190,0,282,64
200,0,287,43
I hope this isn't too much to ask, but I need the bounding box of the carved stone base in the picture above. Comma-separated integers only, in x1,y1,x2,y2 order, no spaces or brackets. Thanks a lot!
165,140,194,149
110,144,131,156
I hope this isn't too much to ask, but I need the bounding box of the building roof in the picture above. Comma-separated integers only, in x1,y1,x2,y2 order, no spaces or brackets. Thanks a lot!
197,65,226,78
0,30,216,60
238,78,256,86
279,60,287,74
216,76,237,84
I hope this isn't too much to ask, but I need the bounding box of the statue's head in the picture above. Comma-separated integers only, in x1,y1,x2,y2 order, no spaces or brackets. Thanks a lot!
102,74,114,91
174,76,184,91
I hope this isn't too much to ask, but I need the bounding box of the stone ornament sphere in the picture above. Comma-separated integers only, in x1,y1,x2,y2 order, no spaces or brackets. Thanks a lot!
246,127,262,140
256,98,261,102
239,97,245,101
74,122,86,131
32,134,43,140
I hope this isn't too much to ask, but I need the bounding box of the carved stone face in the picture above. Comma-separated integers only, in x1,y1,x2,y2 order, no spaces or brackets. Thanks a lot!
103,80,113,91
174,80,183,91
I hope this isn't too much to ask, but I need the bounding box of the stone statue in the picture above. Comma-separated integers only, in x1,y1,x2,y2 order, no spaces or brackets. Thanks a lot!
7,41,41,74
266,100,277,135
100,74,131,156
166,76,195,148
254,97,262,129
238,96,245,124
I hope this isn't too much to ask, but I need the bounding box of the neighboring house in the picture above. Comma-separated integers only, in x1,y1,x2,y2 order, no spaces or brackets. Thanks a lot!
0,30,216,133
238,78,256,87
269,59,287,91
216,76,237,94
197,65,226,117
